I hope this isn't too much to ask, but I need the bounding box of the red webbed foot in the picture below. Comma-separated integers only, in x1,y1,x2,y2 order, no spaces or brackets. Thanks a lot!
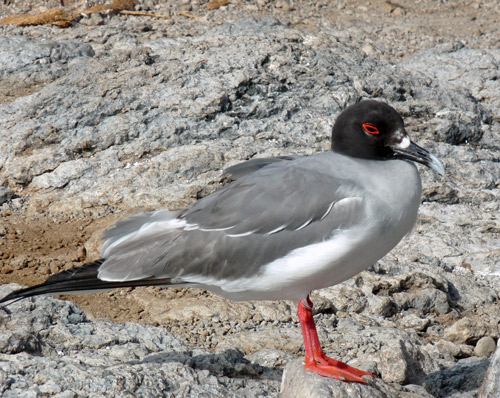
305,355,375,383
298,296,376,383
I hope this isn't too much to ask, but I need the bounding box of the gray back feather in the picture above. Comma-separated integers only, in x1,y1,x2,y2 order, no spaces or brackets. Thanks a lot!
223,156,295,180
98,153,368,282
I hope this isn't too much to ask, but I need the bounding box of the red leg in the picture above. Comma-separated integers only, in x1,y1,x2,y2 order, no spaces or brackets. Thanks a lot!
297,295,375,383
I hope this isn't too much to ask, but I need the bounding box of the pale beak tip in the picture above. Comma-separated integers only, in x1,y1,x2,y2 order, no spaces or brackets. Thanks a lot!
429,153,445,177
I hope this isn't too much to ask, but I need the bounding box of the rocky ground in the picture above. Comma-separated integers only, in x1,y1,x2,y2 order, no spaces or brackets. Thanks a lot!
0,0,499,397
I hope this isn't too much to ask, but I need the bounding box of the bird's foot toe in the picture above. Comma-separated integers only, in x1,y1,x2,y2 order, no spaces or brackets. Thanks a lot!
305,356,375,383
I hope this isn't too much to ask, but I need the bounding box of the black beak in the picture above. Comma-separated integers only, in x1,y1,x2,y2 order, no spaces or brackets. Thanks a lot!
392,141,445,176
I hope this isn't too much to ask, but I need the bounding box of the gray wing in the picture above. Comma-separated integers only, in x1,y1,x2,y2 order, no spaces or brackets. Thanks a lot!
98,158,367,282
182,160,359,234
223,156,295,180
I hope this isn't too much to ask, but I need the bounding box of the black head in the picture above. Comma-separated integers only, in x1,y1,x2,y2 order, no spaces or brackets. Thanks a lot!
331,100,444,175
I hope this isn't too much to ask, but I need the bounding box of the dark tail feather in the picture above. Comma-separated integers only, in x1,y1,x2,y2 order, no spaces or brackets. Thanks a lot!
0,260,175,306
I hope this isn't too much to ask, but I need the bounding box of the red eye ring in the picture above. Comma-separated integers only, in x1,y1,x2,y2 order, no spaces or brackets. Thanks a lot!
362,123,380,135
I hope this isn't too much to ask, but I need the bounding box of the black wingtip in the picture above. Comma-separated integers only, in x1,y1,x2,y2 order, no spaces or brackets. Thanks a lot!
0,260,105,307
0,288,34,314
0,292,25,306
0,259,177,309
0,291,16,305
0,284,54,306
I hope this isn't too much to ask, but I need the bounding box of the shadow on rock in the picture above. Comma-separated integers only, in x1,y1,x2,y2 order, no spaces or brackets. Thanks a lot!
424,359,490,398
129,348,281,381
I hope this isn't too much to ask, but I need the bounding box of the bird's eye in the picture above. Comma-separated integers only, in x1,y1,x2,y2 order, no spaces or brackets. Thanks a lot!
362,123,380,135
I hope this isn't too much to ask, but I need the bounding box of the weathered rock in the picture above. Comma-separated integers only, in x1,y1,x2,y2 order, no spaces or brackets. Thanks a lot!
0,18,491,214
474,337,497,358
480,346,500,398
401,45,500,120
0,284,281,398
395,312,430,332
281,359,433,398
393,287,450,316
444,318,490,345
377,338,439,384
424,359,490,398
434,339,465,360
0,35,95,99
0,187,16,205
0,3,498,398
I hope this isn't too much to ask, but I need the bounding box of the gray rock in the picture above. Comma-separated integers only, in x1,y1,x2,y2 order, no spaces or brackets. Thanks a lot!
444,318,491,345
0,35,94,83
377,338,439,384
393,286,450,315
0,284,281,398
395,313,430,332
402,44,500,120
0,187,16,205
434,340,467,360
0,18,490,210
474,337,497,358
424,359,490,398
0,6,498,398
480,346,500,398
281,359,433,398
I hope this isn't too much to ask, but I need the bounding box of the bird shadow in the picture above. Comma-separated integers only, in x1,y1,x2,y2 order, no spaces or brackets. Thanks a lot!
125,348,284,382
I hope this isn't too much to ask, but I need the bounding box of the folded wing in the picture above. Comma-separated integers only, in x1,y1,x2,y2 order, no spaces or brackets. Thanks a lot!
98,157,367,283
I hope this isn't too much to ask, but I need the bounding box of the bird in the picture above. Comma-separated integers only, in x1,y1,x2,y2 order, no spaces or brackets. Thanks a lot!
0,100,444,383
